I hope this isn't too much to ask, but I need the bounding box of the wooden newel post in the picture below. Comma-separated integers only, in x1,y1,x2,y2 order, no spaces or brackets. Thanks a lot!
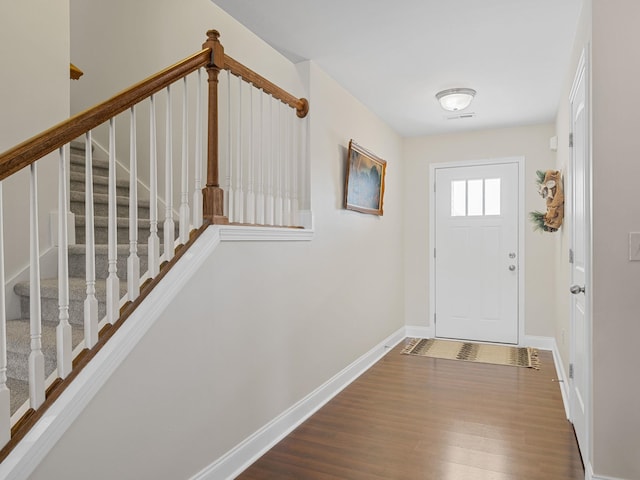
202,30,229,224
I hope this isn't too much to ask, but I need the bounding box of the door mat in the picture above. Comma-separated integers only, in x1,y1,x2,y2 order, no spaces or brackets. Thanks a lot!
401,338,539,369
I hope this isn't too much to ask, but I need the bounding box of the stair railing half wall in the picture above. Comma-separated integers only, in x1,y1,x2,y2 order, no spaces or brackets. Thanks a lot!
0,29,308,461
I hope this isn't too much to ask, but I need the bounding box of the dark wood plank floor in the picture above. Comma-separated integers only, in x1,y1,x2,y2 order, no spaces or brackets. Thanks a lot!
237,339,584,480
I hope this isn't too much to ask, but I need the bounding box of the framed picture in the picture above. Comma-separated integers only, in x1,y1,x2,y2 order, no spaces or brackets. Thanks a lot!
344,140,387,215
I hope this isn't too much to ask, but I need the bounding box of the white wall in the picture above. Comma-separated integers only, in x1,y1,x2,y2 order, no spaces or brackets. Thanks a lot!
403,125,558,338
0,0,70,281
591,1,640,478
28,8,404,480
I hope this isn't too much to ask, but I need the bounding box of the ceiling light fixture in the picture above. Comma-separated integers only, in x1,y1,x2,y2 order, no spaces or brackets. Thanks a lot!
436,88,477,111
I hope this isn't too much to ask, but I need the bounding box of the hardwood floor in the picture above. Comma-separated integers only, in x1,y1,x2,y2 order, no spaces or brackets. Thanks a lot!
238,339,584,480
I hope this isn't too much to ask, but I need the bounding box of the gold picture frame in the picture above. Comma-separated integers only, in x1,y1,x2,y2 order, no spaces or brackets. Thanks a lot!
344,140,387,216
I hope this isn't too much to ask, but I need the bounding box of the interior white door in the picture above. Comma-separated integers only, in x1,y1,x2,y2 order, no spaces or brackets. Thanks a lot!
434,162,519,344
569,53,589,461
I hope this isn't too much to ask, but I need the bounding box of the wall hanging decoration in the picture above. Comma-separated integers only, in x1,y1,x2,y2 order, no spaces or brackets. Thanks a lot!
529,169,564,232
344,140,387,216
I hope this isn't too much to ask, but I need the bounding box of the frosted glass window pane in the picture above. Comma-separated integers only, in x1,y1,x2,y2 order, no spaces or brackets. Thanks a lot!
467,179,483,216
484,178,501,215
451,181,466,216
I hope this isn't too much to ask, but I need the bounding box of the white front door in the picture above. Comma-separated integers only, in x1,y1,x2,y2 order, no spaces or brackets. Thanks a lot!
569,50,590,462
434,161,520,344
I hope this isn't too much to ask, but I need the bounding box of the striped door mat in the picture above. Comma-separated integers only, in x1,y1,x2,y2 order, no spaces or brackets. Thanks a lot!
401,337,539,369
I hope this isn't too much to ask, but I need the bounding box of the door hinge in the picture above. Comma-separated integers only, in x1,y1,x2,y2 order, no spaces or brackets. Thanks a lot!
434,248,436,258
569,248,574,264
434,182,436,193
569,363,574,379
569,132,574,148
434,313,437,324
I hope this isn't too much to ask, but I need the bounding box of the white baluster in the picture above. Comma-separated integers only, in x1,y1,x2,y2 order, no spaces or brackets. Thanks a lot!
179,77,190,243
148,95,160,277
164,85,175,260
274,101,283,226
29,163,45,409
0,182,10,445
246,85,255,224
192,68,203,229
235,76,244,224
291,112,300,226
299,114,310,224
226,71,234,221
84,132,98,348
106,118,120,325
128,107,140,301
265,96,275,226
255,91,265,225
57,147,72,378
283,107,292,226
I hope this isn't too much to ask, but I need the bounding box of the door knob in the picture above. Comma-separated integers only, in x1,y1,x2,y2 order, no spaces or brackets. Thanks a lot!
570,284,585,294
509,265,516,271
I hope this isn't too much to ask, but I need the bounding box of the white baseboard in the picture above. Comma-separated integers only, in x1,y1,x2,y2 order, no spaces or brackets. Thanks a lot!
405,325,433,339
190,327,407,480
521,334,556,350
588,463,628,480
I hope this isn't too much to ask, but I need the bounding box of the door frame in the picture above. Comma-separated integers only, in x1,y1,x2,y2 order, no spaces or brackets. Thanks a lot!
567,45,592,470
429,157,526,344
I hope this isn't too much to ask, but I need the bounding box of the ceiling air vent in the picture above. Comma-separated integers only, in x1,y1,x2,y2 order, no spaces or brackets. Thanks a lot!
445,112,476,120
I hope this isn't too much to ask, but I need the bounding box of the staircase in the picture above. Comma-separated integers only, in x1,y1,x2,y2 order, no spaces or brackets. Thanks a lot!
4,142,162,415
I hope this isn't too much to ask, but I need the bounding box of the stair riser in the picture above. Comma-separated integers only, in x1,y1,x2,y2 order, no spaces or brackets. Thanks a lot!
70,200,150,219
68,251,150,280
19,294,107,327
71,180,129,196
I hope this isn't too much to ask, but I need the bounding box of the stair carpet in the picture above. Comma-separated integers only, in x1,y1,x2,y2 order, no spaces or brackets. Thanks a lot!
5,143,167,414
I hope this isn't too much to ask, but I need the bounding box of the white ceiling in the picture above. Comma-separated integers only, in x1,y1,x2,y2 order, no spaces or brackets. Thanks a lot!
212,0,583,137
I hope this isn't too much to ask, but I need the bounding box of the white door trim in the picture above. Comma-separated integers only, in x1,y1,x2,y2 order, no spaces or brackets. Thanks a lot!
568,44,592,472
429,157,526,344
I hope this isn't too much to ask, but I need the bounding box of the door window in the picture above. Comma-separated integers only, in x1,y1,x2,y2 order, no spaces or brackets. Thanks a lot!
450,178,501,217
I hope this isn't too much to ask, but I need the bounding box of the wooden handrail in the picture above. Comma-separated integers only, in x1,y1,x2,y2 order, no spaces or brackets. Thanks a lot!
70,63,84,80
223,54,309,118
0,31,309,183
0,49,211,182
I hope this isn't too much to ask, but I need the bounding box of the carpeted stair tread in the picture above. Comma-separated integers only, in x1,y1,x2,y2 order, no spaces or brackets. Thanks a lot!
14,276,126,302
69,191,150,209
70,170,126,185
75,214,159,230
5,318,85,386
68,243,149,256
7,377,28,414
70,172,129,197
70,191,151,218
67,243,151,280
70,154,109,171
5,318,85,356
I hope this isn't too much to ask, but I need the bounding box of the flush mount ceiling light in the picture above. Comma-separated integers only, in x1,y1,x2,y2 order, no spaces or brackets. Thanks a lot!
436,88,477,111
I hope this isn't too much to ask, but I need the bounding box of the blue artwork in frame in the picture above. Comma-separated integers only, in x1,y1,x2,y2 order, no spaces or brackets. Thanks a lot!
344,140,386,215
